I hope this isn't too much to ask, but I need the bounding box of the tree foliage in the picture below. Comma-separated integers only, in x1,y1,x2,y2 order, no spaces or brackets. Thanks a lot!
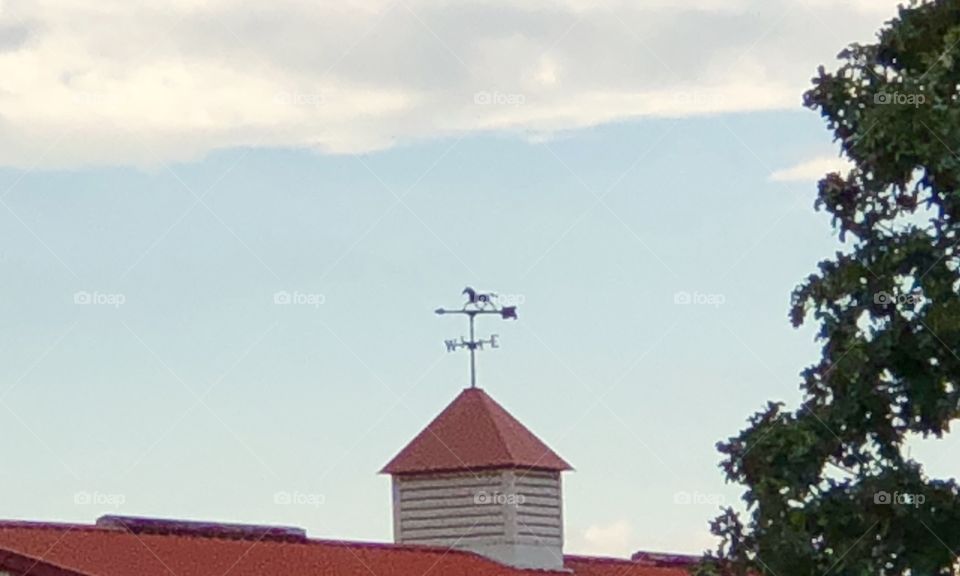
699,2,960,574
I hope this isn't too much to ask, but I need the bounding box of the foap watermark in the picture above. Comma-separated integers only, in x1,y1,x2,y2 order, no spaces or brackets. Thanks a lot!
492,293,525,307
273,290,325,308
874,490,925,508
673,91,725,111
874,91,926,108
673,291,725,307
274,490,325,507
874,291,925,308
673,490,725,506
71,91,125,110
474,490,525,507
273,90,324,109
74,291,126,308
74,491,126,508
474,90,525,106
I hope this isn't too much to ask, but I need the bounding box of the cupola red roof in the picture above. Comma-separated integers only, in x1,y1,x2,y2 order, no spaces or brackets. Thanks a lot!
381,387,572,474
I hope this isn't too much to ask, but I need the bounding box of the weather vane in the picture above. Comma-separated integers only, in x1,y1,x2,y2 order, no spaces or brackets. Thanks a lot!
435,287,518,389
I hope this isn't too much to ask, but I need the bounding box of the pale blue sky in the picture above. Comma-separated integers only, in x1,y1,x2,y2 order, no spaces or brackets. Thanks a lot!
2,0,955,560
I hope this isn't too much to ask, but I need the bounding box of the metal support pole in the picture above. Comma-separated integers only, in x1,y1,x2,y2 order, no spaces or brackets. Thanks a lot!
469,313,477,388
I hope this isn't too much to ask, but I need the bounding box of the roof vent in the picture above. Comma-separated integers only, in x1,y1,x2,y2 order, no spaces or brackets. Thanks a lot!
95,515,307,542
630,551,700,567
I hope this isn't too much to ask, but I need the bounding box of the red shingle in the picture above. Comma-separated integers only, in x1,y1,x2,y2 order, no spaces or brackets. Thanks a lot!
0,521,689,576
381,387,572,474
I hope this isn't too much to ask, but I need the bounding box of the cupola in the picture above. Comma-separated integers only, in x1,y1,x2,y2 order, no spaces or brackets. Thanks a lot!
381,387,572,570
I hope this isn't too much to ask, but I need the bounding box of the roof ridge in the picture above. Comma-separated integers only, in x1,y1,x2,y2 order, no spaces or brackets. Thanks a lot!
471,388,515,461
564,554,640,564
0,521,113,533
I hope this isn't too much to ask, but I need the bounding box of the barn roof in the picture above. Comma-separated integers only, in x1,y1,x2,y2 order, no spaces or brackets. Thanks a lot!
0,518,693,576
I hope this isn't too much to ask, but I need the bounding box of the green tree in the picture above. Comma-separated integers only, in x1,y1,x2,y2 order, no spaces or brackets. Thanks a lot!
699,2,960,574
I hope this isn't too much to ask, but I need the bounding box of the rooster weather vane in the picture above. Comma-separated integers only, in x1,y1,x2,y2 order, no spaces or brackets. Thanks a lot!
435,287,518,389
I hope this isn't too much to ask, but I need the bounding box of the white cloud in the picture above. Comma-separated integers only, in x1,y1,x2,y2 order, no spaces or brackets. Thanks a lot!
569,520,636,557
769,155,853,182
0,0,899,168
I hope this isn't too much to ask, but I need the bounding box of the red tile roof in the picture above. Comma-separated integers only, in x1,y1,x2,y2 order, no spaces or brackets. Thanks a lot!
381,387,573,474
0,519,691,576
